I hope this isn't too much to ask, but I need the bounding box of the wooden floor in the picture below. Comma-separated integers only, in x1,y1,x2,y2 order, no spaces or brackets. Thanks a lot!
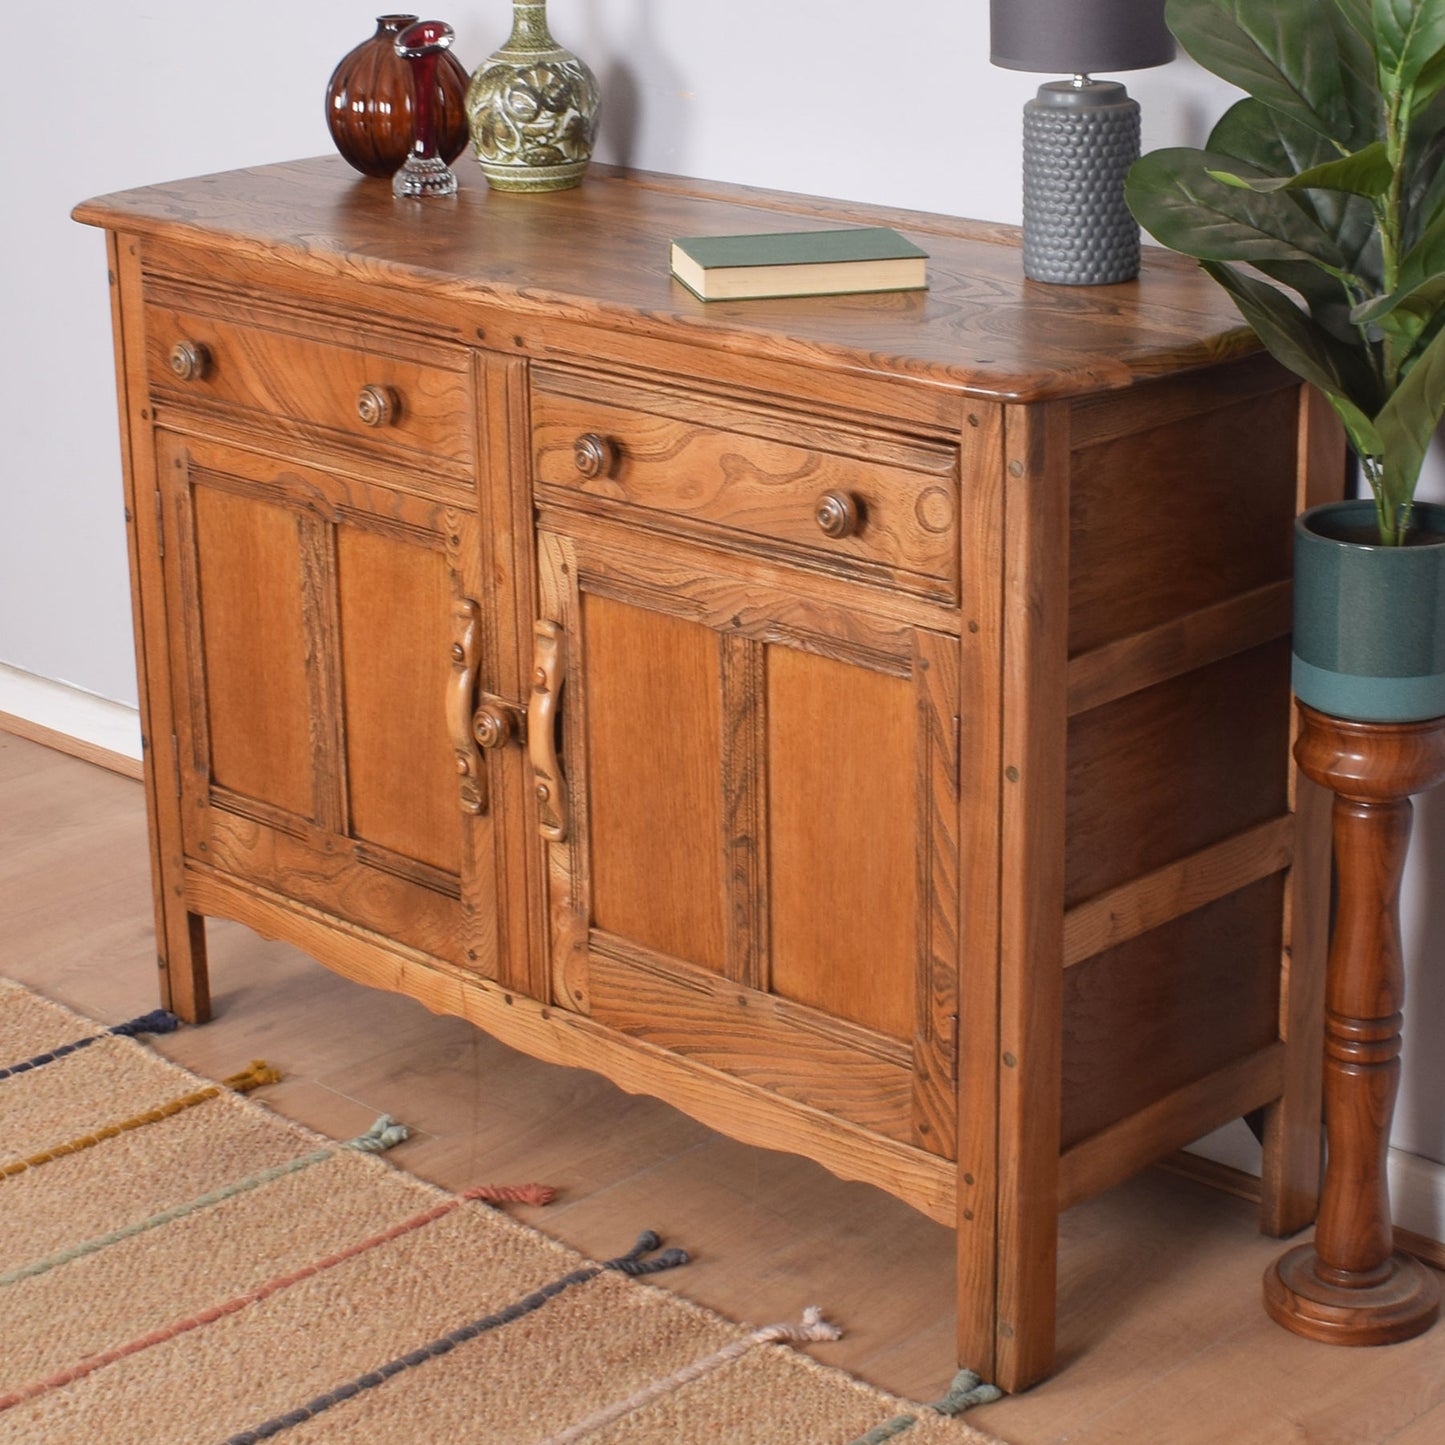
4,730,1444,1443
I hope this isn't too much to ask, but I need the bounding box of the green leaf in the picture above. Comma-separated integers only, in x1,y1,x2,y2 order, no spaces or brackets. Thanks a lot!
1372,319,1445,514
1206,141,1393,196
1417,42,1445,102
1166,0,1376,148
1209,99,1380,279
1198,259,1385,445
1333,0,1389,135
1406,93,1445,245
1128,149,1354,272
1371,0,1445,101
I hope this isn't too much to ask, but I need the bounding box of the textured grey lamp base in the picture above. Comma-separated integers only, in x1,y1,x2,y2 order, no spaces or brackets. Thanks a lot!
1022,80,1141,285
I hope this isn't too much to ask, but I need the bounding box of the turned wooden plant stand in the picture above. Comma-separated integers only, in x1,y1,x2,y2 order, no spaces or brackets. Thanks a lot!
1265,704,1445,1345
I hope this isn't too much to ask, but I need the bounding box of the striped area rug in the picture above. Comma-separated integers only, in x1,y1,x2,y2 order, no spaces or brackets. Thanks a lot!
0,980,1004,1444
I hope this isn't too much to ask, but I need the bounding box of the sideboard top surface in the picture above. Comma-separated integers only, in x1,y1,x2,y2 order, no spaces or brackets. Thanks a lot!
75,157,1259,404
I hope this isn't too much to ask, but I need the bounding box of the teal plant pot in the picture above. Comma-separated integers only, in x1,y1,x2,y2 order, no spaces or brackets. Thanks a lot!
1293,499,1445,723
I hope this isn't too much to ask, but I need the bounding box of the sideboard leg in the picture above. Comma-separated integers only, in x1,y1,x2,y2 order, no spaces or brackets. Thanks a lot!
157,907,210,1024
1263,705,1445,1344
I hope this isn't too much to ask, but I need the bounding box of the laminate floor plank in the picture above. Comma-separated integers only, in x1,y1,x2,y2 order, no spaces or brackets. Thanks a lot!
5,731,1445,1443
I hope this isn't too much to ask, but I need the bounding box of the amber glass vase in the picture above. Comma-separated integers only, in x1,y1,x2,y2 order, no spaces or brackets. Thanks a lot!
326,14,470,178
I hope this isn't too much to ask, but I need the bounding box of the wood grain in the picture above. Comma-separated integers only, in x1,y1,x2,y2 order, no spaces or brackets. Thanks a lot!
14,735,1445,1443
1066,384,1297,657
75,160,1337,1392
107,235,210,1023
766,643,917,1041
143,285,476,475
582,592,728,975
1061,877,1285,1149
1062,816,1296,968
74,159,1263,406
189,481,313,817
991,399,1071,1392
1064,641,1293,908
532,364,960,596
336,525,460,873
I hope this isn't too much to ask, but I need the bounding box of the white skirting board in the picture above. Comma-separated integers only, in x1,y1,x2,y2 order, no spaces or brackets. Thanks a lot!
0,664,142,770
1188,1123,1445,1244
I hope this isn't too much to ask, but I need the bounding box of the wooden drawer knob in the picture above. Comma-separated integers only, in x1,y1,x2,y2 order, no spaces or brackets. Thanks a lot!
814,490,861,539
357,383,400,428
573,432,617,479
168,339,211,382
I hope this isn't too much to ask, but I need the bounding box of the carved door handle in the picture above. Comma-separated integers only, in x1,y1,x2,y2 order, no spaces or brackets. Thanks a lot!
528,620,569,842
448,599,487,814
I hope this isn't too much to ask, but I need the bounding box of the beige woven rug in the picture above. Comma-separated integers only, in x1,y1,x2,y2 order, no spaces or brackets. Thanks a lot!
0,979,1004,1444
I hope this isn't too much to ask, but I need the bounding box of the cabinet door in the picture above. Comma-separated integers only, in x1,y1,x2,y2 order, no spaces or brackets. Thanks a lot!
158,432,507,975
534,525,961,1157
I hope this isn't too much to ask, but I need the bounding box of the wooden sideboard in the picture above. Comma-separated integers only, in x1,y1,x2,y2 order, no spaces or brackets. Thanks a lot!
75,159,1337,1392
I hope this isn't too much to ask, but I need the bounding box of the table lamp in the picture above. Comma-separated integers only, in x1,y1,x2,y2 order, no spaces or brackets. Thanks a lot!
990,0,1175,285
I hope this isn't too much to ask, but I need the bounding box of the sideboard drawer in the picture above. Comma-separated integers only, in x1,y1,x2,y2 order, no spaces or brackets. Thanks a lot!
144,295,475,472
531,366,960,598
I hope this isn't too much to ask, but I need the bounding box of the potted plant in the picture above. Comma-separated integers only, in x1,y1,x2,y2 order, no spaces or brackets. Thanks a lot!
1126,0,1445,723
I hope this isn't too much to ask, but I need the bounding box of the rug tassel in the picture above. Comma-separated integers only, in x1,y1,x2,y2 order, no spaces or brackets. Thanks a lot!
607,1230,689,1276
460,1182,558,1206
750,1305,845,1347
931,1367,1002,1414
345,1116,411,1153
108,1008,179,1038
221,1060,281,1093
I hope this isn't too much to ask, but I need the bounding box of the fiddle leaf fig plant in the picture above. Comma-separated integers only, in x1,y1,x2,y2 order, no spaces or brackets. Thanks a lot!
1125,0,1445,544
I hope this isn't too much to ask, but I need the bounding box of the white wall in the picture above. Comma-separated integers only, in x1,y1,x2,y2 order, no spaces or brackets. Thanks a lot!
4,3,1443,1184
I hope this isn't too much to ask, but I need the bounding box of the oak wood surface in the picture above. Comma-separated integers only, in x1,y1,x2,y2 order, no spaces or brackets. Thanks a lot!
109,234,210,1023
989,399,1072,1390
582,594,728,975
7,734,1442,1443
74,161,1336,1396
766,644,917,1040
74,159,1261,404
531,363,961,596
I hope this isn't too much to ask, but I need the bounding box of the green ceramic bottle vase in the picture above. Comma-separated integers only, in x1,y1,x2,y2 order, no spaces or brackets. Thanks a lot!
465,0,600,192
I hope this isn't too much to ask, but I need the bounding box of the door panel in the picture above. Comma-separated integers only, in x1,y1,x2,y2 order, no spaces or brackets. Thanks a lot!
583,593,727,974
192,486,312,815
538,523,959,1155
338,526,462,875
161,431,499,973
767,645,917,1041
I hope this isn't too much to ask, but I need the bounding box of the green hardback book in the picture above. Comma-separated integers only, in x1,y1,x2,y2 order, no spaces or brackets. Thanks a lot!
669,227,928,301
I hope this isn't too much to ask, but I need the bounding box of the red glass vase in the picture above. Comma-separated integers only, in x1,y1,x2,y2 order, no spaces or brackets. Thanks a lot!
325,14,469,179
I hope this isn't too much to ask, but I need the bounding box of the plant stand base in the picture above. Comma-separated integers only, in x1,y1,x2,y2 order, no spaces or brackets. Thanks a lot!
1265,1243,1440,1346
1263,705,1445,1348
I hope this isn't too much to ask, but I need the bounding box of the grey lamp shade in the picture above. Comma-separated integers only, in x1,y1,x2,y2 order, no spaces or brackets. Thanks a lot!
990,0,1175,74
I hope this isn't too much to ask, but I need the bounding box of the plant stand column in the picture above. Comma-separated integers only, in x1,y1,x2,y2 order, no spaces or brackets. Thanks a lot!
1264,703,1445,1345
